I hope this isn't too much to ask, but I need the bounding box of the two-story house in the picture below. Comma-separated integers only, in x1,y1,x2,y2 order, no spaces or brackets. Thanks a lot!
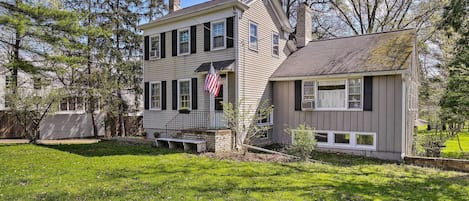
140,0,292,138
140,0,419,160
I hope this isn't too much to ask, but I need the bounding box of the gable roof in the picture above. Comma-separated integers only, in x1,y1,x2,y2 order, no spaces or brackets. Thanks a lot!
138,0,292,32
270,29,416,80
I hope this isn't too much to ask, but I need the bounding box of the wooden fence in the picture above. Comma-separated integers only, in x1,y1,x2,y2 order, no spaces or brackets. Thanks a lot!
0,111,26,139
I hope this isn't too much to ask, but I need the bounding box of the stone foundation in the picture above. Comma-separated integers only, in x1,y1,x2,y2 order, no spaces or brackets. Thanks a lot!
175,129,233,153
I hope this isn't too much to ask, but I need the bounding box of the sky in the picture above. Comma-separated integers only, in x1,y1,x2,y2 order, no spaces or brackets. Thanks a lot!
179,0,210,8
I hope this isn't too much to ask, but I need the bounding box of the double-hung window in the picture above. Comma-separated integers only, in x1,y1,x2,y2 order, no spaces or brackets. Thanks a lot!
249,21,258,50
150,82,161,110
212,20,226,50
178,29,190,55
317,80,346,109
348,78,362,108
302,78,362,110
33,77,42,90
5,75,12,89
272,32,279,56
150,35,160,58
257,111,273,139
59,97,84,112
178,79,191,110
302,81,315,109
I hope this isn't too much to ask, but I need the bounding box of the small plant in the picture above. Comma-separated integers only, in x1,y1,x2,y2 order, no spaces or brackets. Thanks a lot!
285,124,317,161
141,132,147,137
153,132,160,139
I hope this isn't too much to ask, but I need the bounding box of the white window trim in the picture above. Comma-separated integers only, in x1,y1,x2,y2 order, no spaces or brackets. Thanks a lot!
301,80,315,111
258,129,272,140
272,31,279,57
312,130,376,151
248,21,258,51
301,77,364,111
150,34,161,59
149,81,162,111
177,79,191,110
56,97,86,114
211,19,226,51
257,111,274,126
177,28,190,56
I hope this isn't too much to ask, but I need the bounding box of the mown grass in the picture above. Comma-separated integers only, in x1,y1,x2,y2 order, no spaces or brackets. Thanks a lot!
417,125,469,159
442,132,469,159
0,141,468,201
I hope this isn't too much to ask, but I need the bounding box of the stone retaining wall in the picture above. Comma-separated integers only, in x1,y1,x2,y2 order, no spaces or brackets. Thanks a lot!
404,156,469,172
178,129,232,153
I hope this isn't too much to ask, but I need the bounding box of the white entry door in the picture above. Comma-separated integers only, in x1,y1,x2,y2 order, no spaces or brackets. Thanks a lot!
210,77,227,128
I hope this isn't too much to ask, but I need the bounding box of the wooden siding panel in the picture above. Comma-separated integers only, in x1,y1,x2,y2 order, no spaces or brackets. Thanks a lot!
378,76,388,152
394,76,403,152
238,0,291,133
143,21,235,129
343,112,351,131
272,75,403,154
385,76,395,152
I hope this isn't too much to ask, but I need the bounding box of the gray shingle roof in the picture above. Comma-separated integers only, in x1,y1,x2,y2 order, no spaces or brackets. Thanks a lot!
140,0,250,28
271,29,416,79
195,60,235,73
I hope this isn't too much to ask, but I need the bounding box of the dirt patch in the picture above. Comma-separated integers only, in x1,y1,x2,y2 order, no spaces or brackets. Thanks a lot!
202,152,295,163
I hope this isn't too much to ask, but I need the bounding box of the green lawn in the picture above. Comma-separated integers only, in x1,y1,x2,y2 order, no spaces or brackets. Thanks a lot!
417,125,469,159
0,141,468,200
442,132,469,159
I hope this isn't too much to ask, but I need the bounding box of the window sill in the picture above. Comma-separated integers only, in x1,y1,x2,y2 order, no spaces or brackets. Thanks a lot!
248,47,258,52
149,108,162,111
318,143,376,151
55,111,86,115
149,57,161,61
211,47,226,51
177,53,190,56
301,108,363,112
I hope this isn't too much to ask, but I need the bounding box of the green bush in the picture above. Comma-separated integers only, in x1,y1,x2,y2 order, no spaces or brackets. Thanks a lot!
153,132,160,139
285,124,317,160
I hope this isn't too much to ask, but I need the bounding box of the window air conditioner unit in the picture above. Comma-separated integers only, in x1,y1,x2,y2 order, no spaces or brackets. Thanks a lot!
302,100,314,110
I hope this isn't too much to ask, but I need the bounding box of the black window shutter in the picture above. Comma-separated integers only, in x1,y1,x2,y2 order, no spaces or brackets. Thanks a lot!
172,30,177,56
363,76,373,111
204,22,210,51
294,80,302,111
162,81,167,110
190,25,196,54
172,80,177,110
144,36,149,60
144,82,149,110
191,78,198,110
226,17,234,48
160,32,166,58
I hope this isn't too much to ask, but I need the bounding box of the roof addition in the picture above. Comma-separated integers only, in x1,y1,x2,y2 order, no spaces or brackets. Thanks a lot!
195,60,236,73
271,29,416,79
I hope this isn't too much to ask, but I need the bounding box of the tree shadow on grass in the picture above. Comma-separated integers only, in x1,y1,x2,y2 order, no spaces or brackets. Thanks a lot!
310,150,394,167
40,140,181,157
21,170,469,201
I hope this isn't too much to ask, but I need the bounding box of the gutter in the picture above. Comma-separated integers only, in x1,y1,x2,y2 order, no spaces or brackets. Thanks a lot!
269,69,409,81
138,1,249,30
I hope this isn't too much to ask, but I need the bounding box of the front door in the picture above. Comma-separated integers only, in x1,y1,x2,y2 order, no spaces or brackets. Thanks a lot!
210,77,227,128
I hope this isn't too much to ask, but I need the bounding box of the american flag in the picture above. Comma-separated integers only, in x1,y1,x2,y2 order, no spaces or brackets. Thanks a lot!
204,62,222,96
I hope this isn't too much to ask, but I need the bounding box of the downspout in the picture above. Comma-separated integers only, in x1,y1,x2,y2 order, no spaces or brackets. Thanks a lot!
401,77,406,160
233,7,240,150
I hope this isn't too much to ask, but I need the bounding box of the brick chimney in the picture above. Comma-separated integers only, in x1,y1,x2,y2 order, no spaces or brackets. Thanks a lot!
169,0,181,13
296,2,312,48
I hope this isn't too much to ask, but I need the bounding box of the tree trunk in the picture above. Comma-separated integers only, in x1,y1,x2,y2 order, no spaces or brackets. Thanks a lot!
456,134,464,152
91,111,98,137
